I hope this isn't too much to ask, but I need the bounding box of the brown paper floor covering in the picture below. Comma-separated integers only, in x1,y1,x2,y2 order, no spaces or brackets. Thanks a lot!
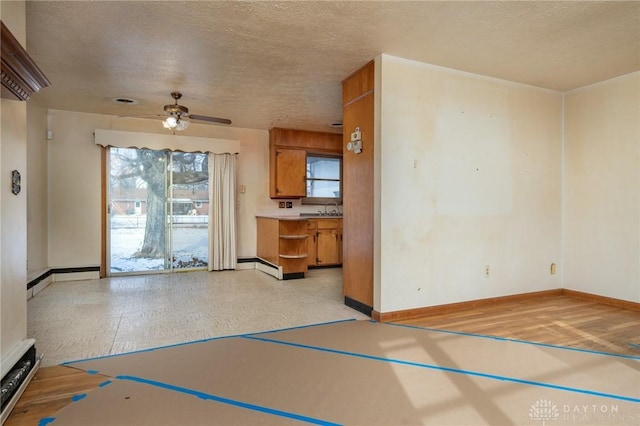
48,320,639,425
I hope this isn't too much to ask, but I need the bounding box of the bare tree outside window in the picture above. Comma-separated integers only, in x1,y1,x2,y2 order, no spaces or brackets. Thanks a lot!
109,148,209,274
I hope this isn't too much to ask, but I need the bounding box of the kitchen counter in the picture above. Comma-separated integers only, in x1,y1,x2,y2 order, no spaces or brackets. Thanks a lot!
256,215,343,279
256,214,342,220
255,215,308,221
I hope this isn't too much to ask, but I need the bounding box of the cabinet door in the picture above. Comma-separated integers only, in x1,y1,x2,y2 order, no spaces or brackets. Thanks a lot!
274,148,306,198
307,220,317,267
317,229,340,265
338,228,343,264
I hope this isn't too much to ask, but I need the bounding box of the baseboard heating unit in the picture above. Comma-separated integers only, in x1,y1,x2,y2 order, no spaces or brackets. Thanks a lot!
1,339,41,424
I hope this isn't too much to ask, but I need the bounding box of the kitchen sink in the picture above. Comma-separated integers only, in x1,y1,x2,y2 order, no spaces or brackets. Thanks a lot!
299,212,342,217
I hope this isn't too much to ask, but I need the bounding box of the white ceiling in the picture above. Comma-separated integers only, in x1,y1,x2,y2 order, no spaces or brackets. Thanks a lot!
25,1,640,133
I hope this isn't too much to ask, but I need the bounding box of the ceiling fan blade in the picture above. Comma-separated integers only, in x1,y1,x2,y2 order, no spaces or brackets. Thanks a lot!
118,113,165,119
189,114,232,125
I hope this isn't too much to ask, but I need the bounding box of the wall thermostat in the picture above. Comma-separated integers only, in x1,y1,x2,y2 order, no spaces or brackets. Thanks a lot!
347,127,363,154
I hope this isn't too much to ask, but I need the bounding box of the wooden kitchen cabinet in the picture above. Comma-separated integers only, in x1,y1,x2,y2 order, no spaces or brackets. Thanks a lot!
269,128,342,199
308,218,342,267
257,217,309,279
317,228,341,265
307,219,318,267
272,148,306,198
342,60,374,314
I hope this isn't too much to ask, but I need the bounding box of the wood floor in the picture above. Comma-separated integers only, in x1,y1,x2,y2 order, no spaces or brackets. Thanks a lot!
397,294,640,357
5,294,639,426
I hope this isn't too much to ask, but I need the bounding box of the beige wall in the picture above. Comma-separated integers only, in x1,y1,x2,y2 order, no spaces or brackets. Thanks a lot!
26,98,49,280
46,110,275,269
18,62,640,325
564,73,640,302
376,55,563,312
1,0,28,362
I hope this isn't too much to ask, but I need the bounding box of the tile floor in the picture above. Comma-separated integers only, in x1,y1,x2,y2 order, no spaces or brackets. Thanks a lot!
28,268,368,366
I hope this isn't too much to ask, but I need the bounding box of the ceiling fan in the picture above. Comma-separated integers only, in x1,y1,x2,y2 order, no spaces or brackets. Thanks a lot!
157,91,231,131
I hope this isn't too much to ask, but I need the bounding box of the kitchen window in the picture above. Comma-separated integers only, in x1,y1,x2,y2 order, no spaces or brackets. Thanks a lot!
303,154,342,204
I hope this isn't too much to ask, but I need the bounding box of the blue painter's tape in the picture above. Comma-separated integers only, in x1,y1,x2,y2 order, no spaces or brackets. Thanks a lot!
62,319,359,366
71,393,87,402
37,417,56,425
85,369,99,374
99,380,113,387
244,335,640,404
61,335,236,365
248,318,356,337
385,322,640,360
116,375,341,426
628,343,640,349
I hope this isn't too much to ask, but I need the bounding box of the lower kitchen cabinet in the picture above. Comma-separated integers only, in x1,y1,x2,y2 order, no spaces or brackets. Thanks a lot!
307,219,318,267
307,218,342,267
257,217,308,279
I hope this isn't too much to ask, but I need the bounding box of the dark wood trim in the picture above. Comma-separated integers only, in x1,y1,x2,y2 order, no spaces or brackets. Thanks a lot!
27,267,101,290
562,288,640,312
26,269,54,290
1,21,50,101
373,289,564,322
308,264,342,270
344,296,372,317
283,272,305,280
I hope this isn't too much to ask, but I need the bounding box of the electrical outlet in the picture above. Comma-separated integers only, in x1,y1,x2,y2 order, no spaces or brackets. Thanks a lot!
484,265,490,278
286,201,293,208
279,202,285,208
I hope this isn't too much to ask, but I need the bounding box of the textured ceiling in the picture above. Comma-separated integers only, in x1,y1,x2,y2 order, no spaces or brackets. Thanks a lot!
25,1,640,133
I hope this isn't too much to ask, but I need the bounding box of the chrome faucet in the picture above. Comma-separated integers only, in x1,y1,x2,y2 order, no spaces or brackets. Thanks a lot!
324,201,340,216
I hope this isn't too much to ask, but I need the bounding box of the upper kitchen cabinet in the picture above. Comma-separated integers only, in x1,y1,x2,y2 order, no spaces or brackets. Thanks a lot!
273,148,306,197
269,128,342,199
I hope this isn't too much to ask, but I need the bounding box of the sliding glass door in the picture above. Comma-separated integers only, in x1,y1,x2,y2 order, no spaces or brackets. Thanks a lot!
107,147,209,275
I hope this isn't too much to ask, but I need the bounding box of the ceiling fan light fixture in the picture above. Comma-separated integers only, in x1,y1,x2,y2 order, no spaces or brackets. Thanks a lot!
163,115,178,129
159,92,229,130
175,117,189,131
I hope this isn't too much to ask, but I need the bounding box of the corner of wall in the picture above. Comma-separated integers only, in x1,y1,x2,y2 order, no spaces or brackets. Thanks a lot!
373,56,383,312
560,91,566,291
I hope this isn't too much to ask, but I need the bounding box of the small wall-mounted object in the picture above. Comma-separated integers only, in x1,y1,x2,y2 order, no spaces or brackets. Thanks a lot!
347,127,362,154
1,20,51,101
11,170,21,195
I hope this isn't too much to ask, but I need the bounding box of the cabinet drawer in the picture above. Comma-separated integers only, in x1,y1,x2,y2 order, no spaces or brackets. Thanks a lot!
317,218,340,229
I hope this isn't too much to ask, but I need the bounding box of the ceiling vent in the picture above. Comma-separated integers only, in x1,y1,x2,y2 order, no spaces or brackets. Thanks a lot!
1,21,50,101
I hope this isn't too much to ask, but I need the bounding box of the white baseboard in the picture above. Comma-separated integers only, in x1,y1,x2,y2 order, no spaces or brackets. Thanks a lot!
54,271,100,282
1,353,41,425
27,275,53,300
256,261,282,280
235,262,256,271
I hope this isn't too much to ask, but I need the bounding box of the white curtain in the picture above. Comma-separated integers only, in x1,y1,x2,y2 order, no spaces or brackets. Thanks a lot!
208,153,238,271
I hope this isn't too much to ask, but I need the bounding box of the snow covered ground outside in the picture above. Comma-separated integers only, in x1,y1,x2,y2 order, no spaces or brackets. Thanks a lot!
110,223,208,273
